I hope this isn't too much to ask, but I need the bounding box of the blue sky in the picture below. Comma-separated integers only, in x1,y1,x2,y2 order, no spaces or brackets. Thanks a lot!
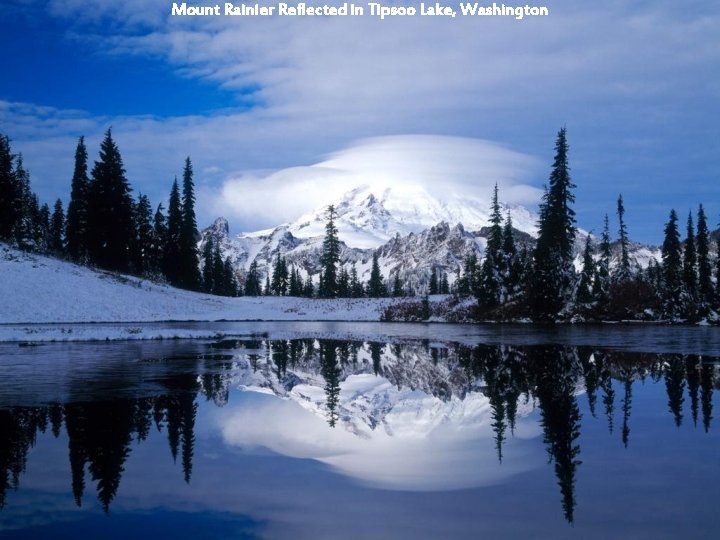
0,0,718,243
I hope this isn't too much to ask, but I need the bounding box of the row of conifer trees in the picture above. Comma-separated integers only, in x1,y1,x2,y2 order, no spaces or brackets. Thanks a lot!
3,127,718,318
457,127,719,322
0,130,239,295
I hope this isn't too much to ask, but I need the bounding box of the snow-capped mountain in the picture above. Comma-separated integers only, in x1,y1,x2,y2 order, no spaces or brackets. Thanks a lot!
200,184,661,292
287,183,538,249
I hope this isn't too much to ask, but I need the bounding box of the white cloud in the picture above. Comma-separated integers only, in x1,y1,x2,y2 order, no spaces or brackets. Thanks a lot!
4,1,719,242
203,134,544,230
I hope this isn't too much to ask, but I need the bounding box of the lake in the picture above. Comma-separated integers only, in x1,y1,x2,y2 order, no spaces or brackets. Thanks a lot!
0,322,718,539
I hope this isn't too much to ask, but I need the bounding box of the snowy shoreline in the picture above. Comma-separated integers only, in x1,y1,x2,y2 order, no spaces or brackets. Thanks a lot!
2,245,718,344
1,244,404,325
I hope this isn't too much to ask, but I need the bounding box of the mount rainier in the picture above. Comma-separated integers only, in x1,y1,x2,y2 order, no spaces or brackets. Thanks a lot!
200,183,659,294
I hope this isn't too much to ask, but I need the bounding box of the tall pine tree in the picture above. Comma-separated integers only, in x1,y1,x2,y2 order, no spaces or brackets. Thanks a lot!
478,183,504,307
695,204,712,309
576,234,595,304
531,127,577,320
131,194,154,275
87,129,134,272
320,205,340,297
616,194,631,281
66,136,90,261
593,214,611,306
202,237,215,293
12,155,36,251
367,252,385,297
661,209,683,318
244,260,262,296
682,212,697,301
179,157,201,290
50,198,65,255
164,178,183,285
150,203,167,276
502,213,519,298
0,134,20,240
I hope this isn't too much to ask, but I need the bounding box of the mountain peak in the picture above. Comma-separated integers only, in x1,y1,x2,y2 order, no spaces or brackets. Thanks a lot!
209,217,230,238
286,184,538,250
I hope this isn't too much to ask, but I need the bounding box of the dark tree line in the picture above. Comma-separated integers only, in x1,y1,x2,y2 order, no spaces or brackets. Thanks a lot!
452,127,720,323
0,130,236,295
0,367,224,512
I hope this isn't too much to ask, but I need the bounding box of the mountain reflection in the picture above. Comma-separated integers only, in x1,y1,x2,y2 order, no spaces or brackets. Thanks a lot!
1,340,718,524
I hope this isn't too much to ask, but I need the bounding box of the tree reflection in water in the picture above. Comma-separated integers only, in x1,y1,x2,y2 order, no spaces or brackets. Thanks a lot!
0,339,717,524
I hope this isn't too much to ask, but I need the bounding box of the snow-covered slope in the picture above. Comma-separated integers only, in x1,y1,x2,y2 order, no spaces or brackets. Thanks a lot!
0,244,404,331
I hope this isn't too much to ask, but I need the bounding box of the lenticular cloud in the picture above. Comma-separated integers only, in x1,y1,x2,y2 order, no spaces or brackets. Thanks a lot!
210,134,543,230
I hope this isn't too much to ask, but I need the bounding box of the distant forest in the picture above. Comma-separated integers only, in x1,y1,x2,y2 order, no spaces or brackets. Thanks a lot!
1,128,718,322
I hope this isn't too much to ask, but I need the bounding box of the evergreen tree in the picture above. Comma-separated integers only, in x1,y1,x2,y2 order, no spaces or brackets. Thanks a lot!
486,183,505,259
66,136,90,261
593,214,611,305
264,274,271,296
349,264,364,298
50,198,65,255
439,272,450,294
202,237,215,293
576,234,595,304
35,201,50,253
271,255,289,295
661,210,683,317
458,253,478,296
87,129,134,272
164,178,183,285
150,203,167,276
0,134,20,240
11,155,36,251
211,242,224,295
367,252,385,297
303,274,315,298
179,157,201,290
695,205,712,309
244,260,262,296
429,267,438,294
392,272,404,297
616,194,631,281
131,194,153,274
531,127,577,320
502,213,519,297
320,205,340,297
478,184,505,307
682,212,697,300
288,266,301,296
222,257,237,296
336,266,350,297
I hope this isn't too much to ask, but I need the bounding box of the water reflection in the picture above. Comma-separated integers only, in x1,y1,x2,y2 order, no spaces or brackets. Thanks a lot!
0,339,718,527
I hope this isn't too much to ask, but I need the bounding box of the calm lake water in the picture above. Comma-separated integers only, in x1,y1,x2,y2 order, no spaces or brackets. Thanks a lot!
0,322,718,539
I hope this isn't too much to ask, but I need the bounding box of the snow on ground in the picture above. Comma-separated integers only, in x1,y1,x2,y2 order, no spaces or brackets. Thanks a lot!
0,244,403,329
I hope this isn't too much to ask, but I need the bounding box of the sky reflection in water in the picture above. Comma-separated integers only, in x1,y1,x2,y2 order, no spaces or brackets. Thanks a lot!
0,333,718,539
